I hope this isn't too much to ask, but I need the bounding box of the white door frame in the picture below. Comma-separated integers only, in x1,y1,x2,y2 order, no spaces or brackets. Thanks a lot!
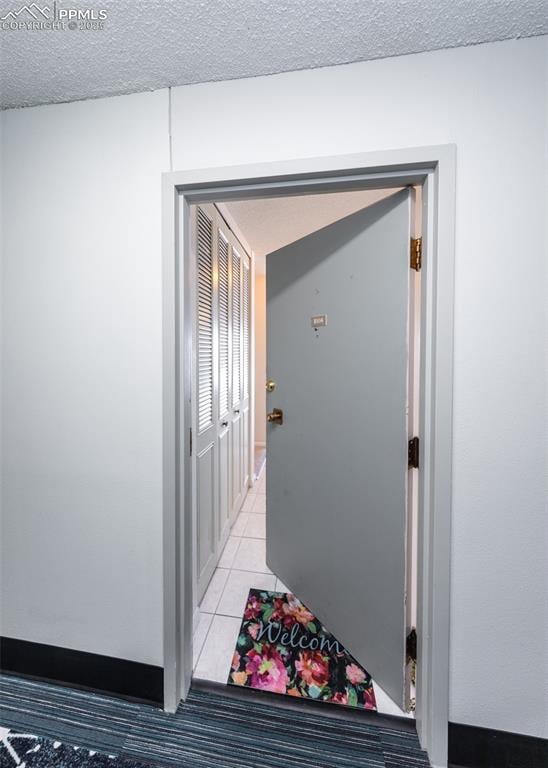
161,145,456,768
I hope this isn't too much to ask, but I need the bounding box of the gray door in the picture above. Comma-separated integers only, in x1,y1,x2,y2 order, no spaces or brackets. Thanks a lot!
266,190,412,706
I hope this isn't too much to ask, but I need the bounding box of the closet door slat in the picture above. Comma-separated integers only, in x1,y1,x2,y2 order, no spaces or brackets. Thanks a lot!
197,207,214,433
232,246,241,407
242,259,250,400
218,232,230,418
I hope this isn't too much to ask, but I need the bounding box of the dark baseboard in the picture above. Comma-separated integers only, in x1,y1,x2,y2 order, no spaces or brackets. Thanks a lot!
449,721,548,768
0,636,163,705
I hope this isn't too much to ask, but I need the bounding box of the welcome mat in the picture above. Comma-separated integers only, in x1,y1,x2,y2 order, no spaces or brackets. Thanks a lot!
228,589,376,710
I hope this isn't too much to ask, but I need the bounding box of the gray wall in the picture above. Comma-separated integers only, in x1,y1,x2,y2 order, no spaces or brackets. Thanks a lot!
1,36,547,737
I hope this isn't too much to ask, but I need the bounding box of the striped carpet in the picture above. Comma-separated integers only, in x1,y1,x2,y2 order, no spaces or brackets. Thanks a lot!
0,674,430,767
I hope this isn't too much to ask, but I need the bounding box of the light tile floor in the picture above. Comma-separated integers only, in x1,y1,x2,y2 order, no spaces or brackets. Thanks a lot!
192,461,411,719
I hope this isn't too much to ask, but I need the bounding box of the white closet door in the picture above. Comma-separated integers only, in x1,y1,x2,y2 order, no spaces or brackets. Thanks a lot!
193,205,252,603
194,205,218,602
240,252,251,492
230,243,243,523
217,228,231,549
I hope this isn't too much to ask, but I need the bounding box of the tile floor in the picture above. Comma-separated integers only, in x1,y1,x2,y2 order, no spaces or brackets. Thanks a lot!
193,460,412,719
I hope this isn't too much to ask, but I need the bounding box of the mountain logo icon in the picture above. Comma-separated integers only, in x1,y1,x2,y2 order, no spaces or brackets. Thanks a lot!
0,3,50,20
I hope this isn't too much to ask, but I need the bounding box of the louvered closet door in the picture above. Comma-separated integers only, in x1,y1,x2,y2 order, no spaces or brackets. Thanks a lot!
194,205,219,602
216,228,231,550
229,243,243,523
193,205,252,603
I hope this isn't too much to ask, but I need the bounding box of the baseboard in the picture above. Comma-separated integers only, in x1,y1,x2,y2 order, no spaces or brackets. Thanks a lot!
449,721,548,768
0,636,163,705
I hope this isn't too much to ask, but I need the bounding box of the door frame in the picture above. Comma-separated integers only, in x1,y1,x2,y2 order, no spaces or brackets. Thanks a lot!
161,145,456,768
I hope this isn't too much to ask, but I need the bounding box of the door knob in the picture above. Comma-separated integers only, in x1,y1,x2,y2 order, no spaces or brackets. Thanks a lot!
266,380,276,392
267,408,283,425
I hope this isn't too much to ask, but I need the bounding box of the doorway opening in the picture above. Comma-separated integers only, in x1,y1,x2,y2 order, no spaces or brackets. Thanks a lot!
190,187,420,720
162,146,455,767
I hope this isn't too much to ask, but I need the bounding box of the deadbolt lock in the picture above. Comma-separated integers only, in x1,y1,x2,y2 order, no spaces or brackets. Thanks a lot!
267,408,283,425
266,379,277,392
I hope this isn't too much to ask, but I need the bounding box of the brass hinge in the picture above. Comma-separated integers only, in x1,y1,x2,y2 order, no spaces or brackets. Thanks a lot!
408,436,419,469
410,237,422,271
189,428,193,457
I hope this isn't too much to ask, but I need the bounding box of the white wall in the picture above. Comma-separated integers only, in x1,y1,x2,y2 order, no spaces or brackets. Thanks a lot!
254,273,267,446
0,89,169,664
1,36,546,739
171,38,548,738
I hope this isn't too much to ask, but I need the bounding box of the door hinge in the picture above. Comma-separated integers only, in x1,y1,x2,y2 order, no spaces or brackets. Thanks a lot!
189,428,193,457
406,628,417,664
410,237,422,271
408,436,419,469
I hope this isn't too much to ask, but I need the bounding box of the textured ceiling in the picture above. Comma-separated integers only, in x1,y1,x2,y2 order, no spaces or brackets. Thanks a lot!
223,188,399,273
1,0,547,109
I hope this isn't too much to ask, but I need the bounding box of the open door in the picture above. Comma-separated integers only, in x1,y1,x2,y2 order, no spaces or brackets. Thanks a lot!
266,189,413,707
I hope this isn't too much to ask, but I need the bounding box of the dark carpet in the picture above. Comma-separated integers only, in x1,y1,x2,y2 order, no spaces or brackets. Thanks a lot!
0,728,147,767
0,674,430,767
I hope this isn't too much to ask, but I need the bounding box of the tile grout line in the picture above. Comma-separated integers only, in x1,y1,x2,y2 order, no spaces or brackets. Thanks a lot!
194,472,270,677
194,609,217,673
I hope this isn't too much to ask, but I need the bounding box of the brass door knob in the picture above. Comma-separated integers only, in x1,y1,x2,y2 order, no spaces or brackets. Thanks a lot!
267,408,283,425
266,380,276,392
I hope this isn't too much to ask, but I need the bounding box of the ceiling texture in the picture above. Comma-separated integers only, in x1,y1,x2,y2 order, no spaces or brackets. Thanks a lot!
1,0,547,110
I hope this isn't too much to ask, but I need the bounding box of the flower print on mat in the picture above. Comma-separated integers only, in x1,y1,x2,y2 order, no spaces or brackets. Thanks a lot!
228,588,377,710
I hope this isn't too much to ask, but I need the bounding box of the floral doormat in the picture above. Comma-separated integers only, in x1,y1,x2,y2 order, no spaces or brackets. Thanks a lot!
228,589,377,710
